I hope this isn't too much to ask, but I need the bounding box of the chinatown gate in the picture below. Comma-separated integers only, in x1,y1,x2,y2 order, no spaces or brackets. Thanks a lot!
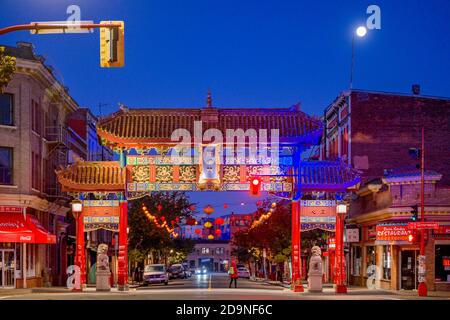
56,97,360,292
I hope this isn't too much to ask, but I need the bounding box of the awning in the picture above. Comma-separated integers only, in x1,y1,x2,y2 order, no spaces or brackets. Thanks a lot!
0,213,56,244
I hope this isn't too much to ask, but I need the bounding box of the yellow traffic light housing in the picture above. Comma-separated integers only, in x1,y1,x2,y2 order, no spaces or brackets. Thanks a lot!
100,21,124,68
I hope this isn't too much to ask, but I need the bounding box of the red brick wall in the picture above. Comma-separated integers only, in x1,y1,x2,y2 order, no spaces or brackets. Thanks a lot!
349,91,450,186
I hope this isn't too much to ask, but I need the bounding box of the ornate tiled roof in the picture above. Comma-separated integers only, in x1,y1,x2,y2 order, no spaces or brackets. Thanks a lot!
299,161,361,192
97,106,322,147
56,160,125,192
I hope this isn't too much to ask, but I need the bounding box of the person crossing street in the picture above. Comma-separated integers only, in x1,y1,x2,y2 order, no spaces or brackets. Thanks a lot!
228,258,238,288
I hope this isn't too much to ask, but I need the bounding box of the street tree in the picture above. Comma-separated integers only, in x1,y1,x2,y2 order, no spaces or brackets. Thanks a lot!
0,46,16,93
128,191,196,267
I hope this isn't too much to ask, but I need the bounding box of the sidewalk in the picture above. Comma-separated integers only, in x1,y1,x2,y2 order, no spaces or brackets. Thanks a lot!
0,288,32,297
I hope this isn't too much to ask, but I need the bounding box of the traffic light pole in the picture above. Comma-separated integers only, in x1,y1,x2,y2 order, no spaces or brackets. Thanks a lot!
418,127,427,296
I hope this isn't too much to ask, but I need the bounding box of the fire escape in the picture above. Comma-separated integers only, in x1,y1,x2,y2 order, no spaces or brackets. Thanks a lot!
44,125,70,201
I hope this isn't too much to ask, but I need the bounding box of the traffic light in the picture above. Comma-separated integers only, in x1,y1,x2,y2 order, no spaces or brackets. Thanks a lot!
250,177,262,196
410,204,419,222
408,148,421,169
100,21,124,68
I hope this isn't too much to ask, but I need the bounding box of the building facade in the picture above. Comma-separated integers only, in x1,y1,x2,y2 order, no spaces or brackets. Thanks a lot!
320,89,450,292
0,42,78,288
320,89,450,185
186,240,231,272
348,171,450,292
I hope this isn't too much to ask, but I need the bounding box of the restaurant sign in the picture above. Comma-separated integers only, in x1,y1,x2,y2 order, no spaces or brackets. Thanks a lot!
376,224,412,241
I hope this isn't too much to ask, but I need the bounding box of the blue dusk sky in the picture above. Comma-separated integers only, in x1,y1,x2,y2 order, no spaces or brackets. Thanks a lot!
1,0,449,214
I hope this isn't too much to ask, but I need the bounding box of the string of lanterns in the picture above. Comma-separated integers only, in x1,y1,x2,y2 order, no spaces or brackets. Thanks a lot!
141,205,179,238
250,202,277,229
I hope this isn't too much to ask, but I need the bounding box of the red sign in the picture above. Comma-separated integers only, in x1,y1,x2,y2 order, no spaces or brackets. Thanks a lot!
328,237,336,250
0,206,22,213
443,257,450,271
376,225,412,241
408,222,439,230
434,226,450,235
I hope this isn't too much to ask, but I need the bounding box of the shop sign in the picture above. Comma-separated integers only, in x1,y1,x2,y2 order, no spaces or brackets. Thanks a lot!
408,222,439,230
433,225,450,235
443,257,450,271
0,206,22,213
376,224,412,241
346,228,360,242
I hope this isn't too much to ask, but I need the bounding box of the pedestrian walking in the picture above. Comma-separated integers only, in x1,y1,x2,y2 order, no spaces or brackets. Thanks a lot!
228,258,238,288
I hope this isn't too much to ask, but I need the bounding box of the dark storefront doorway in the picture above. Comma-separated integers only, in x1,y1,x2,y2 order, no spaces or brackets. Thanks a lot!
0,249,15,288
400,249,418,290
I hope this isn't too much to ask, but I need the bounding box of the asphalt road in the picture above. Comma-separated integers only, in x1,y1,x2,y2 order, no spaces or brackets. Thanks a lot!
1,273,449,300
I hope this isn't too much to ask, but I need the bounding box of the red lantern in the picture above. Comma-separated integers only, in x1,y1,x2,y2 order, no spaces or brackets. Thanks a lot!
171,220,175,225
186,218,196,226
223,203,229,209
160,216,165,221
189,205,196,211
195,229,202,235
175,217,180,222
215,217,224,225
256,200,263,207
157,204,163,212
203,205,215,215
215,229,222,236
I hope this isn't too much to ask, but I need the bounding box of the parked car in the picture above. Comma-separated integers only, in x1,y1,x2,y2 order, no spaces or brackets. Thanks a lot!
237,267,251,279
182,263,192,277
168,264,187,279
143,264,169,285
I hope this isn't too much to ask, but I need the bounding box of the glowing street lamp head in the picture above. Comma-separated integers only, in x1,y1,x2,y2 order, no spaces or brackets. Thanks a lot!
356,26,367,37
252,178,260,186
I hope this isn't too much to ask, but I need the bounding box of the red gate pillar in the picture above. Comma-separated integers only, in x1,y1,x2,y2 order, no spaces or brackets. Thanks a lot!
117,199,129,291
76,212,86,287
335,213,347,293
291,200,304,292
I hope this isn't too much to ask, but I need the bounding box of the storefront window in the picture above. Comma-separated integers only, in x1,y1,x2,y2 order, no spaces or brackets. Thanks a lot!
366,246,376,276
435,245,450,283
382,245,391,280
26,244,35,277
352,246,361,276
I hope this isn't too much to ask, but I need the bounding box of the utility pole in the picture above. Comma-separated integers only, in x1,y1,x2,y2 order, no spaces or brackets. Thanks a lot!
418,127,427,296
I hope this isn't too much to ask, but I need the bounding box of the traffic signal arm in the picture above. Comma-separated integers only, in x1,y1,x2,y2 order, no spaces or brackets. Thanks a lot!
0,22,121,35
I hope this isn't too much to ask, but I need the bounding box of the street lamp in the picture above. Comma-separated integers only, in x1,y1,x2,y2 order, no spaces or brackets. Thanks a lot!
350,25,367,89
71,200,83,291
335,203,348,293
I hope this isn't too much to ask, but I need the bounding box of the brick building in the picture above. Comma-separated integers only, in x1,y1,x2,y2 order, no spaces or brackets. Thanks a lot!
347,170,450,292
320,89,450,186
320,89,450,292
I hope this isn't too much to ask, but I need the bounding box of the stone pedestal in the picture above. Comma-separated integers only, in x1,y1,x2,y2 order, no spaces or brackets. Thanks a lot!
307,246,323,293
96,270,111,291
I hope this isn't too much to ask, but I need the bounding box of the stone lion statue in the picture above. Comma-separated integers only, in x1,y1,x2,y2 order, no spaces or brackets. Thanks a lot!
311,246,322,257
96,243,109,271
